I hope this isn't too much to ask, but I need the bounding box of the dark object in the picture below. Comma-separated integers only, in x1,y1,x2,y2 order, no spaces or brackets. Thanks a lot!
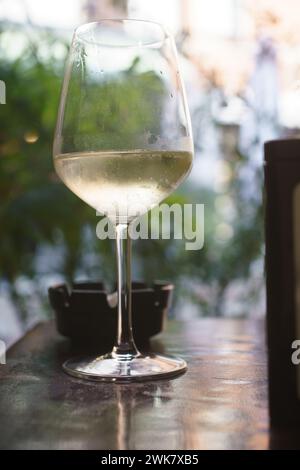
265,139,300,427
48,281,173,351
2,318,291,450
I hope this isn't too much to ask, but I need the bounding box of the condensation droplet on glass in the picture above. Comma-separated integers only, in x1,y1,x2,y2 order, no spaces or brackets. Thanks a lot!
170,93,173,98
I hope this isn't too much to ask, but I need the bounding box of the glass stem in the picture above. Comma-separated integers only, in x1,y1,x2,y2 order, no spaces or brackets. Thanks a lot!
112,223,139,359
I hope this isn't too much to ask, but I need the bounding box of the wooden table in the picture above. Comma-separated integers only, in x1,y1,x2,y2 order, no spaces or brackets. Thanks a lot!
0,318,299,450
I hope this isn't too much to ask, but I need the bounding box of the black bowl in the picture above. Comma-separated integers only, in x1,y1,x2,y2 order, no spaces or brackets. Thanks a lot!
48,281,174,351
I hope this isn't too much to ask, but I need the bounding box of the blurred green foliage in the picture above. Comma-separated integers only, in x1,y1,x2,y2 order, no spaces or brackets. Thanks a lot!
0,23,264,320
0,26,103,291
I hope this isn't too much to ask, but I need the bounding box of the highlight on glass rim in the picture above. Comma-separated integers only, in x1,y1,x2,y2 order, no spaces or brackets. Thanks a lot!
1,0,300,455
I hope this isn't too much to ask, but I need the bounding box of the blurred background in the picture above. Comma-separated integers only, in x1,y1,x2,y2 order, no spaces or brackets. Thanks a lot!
1,0,300,345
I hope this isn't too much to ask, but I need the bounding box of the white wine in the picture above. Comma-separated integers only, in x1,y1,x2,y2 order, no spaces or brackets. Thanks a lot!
54,150,192,222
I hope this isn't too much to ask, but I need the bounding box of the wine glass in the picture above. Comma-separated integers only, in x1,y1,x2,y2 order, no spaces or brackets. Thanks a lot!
53,19,194,382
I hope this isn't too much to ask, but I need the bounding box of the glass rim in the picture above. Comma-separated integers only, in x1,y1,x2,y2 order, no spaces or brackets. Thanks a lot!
74,18,170,48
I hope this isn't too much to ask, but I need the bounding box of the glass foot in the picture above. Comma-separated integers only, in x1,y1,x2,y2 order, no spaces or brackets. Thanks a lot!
63,352,187,382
